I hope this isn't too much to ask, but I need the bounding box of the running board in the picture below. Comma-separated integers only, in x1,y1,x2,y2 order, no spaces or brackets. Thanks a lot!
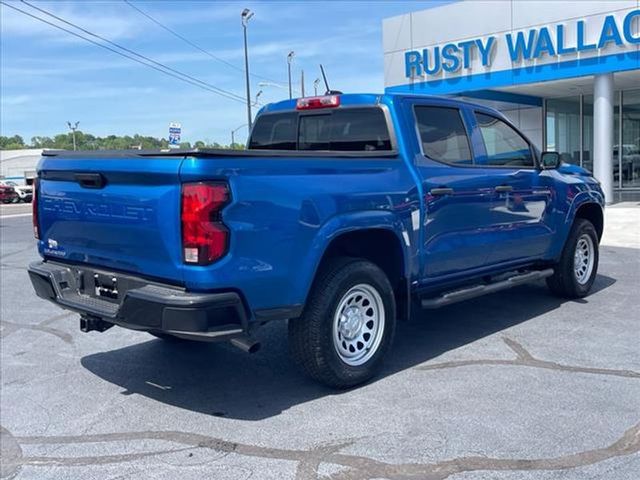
420,268,554,309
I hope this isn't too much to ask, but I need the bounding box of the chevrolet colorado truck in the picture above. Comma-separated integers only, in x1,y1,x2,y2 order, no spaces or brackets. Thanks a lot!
28,93,604,388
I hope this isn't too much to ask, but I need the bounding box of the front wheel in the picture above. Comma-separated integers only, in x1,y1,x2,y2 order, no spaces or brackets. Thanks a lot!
288,257,396,389
546,218,599,298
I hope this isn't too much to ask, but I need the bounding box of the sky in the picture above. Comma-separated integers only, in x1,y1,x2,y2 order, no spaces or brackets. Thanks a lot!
1,0,451,145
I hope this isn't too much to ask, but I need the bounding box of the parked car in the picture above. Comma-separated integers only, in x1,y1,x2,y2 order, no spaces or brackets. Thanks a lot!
0,180,32,202
28,93,604,388
0,184,19,204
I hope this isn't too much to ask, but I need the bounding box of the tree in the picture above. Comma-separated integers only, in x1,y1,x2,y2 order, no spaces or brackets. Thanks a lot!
1,131,246,151
0,135,26,149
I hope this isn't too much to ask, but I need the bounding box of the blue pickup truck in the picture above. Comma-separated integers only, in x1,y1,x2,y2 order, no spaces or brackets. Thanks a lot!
28,93,604,388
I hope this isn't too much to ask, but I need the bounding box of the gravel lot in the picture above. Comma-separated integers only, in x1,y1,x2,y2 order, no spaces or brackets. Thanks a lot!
1,206,639,480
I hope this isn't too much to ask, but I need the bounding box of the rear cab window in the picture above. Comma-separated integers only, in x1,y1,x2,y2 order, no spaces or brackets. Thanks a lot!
247,112,297,150
249,107,392,152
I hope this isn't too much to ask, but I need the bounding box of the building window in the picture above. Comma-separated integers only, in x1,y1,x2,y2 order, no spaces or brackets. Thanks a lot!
546,97,581,166
621,90,640,189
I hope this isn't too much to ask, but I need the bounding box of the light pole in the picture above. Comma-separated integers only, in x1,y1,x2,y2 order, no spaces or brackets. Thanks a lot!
241,8,254,130
231,123,247,148
313,78,320,96
66,121,79,151
287,51,295,99
253,90,263,106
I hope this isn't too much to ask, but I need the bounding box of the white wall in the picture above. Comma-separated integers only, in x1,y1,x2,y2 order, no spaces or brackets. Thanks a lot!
0,149,42,182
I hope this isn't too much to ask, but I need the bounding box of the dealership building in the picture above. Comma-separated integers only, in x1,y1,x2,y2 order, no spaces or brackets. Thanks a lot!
383,1,640,202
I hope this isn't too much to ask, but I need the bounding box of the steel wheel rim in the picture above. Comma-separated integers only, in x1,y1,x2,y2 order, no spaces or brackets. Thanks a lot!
574,234,595,285
332,283,385,367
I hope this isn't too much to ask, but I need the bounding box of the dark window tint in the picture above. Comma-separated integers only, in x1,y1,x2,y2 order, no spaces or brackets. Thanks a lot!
299,108,392,151
299,114,330,150
248,112,296,150
329,109,391,151
414,106,472,164
250,107,392,151
475,112,534,167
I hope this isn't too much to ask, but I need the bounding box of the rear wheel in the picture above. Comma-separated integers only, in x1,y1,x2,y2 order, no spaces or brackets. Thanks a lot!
546,218,599,298
288,257,396,389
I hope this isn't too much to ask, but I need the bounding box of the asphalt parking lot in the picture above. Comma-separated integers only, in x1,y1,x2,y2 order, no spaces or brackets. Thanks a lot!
1,203,639,480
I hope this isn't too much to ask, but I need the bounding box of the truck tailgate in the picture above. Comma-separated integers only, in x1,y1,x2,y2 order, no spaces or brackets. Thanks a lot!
38,156,185,284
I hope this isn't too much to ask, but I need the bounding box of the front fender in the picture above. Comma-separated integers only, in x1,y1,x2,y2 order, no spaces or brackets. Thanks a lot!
564,189,605,227
548,186,604,260
290,210,412,309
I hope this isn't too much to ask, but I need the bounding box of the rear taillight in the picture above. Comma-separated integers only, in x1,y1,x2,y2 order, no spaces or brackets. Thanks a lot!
32,178,39,239
181,182,229,265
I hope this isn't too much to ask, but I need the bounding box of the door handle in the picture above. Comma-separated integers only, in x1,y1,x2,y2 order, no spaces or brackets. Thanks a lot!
429,187,454,196
75,173,106,189
494,185,513,193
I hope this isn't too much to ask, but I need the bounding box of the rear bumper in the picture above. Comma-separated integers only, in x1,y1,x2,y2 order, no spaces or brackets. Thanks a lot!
28,261,249,341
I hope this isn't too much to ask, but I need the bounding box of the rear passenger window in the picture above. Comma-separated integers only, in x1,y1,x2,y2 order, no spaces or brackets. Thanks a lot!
475,112,534,167
414,106,472,164
248,112,296,150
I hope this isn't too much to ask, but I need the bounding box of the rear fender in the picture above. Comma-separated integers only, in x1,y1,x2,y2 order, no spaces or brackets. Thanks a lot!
292,210,411,310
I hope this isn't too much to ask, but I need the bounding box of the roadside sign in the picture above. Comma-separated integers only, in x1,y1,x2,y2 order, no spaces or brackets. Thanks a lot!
168,122,181,148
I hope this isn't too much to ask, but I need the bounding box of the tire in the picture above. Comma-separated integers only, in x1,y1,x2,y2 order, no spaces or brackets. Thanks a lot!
546,218,599,298
288,257,396,389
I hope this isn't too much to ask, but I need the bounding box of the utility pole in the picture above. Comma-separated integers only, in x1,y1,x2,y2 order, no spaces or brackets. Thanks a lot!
301,69,305,98
287,51,295,99
241,8,254,130
313,78,320,96
66,121,79,151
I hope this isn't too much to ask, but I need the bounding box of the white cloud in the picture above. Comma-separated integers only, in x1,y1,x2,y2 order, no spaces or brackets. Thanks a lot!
0,1,140,41
1,94,32,106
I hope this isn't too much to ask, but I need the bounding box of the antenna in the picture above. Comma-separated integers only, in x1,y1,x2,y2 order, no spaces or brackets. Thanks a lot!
319,64,330,94
319,64,342,95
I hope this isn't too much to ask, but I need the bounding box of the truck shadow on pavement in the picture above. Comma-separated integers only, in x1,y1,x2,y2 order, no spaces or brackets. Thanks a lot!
81,275,616,421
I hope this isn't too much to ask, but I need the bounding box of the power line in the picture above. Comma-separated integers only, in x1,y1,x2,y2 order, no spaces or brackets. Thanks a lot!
123,0,284,86
2,0,246,104
19,0,247,103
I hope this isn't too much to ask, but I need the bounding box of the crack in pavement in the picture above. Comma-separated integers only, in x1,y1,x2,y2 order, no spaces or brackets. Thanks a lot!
0,245,35,261
415,337,640,379
0,312,74,344
1,421,639,480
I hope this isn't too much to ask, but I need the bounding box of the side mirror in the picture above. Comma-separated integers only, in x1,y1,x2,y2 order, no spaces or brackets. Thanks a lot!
540,151,560,170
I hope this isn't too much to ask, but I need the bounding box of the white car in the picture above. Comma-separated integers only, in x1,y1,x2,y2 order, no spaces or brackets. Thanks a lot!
0,180,32,202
